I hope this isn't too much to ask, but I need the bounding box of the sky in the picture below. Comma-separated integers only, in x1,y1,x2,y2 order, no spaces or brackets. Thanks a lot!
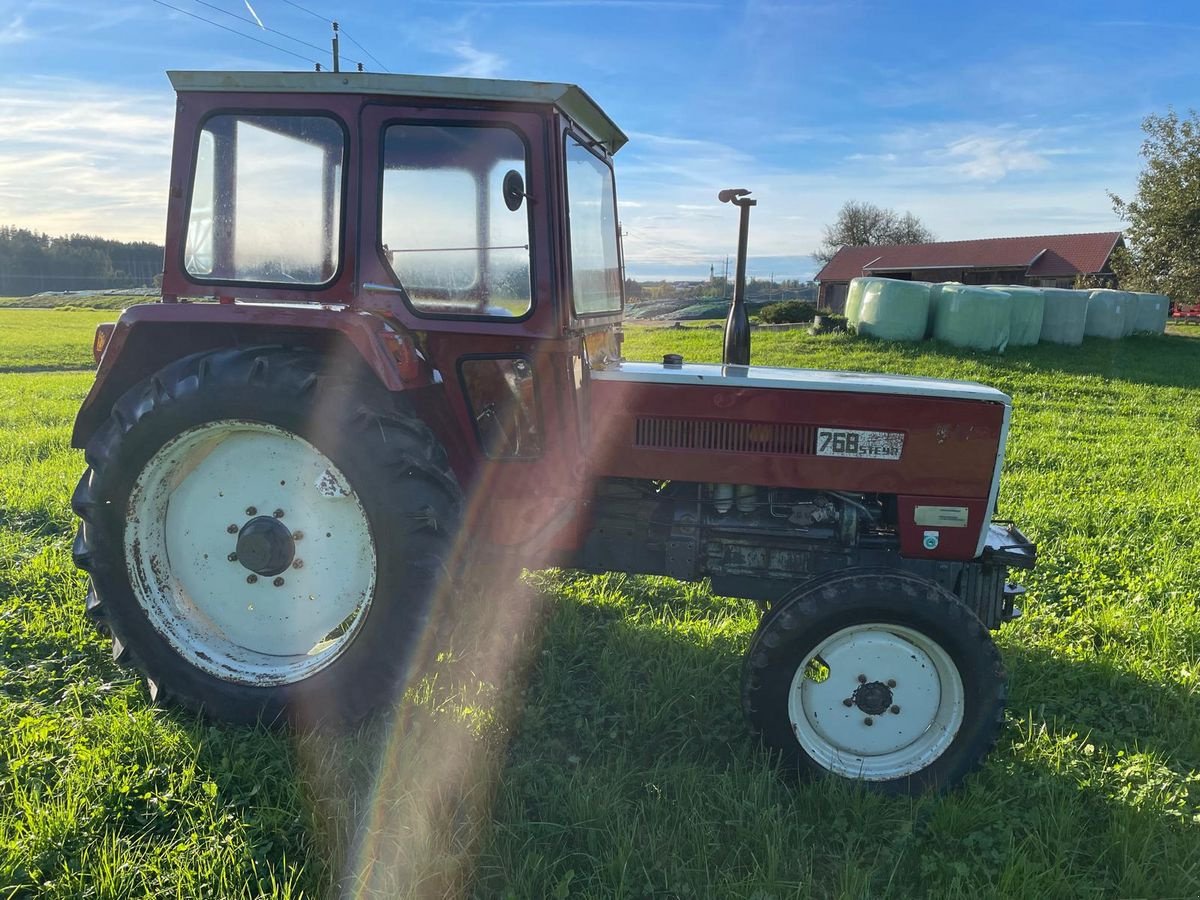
1,0,1198,281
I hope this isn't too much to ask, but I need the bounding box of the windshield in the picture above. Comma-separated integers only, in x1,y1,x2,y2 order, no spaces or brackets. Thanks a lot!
564,135,622,315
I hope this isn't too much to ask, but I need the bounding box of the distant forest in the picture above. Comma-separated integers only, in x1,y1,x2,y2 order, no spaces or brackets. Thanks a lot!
0,227,163,295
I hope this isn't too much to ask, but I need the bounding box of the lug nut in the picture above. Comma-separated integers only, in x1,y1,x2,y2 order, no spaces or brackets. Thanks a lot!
842,698,853,707
227,552,238,562
857,674,867,684
890,705,900,714
292,559,303,569
246,574,257,584
273,508,285,518
887,679,897,688
864,717,874,726
227,524,238,534
273,576,285,587
245,506,257,516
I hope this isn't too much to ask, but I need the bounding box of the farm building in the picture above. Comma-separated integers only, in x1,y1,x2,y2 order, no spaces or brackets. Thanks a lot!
815,231,1123,313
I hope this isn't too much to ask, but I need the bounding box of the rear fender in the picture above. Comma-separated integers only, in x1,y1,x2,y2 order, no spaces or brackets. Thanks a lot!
72,302,437,449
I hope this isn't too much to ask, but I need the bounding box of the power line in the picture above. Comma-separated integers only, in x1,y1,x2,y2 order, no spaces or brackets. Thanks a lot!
277,0,391,72
150,0,317,65
185,0,365,66
340,27,390,72
277,0,328,22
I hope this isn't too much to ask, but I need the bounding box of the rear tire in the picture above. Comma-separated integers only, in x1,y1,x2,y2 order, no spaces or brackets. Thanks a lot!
741,569,1006,794
72,346,461,725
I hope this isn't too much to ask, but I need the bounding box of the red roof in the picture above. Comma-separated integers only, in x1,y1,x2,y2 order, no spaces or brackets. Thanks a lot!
815,232,1122,282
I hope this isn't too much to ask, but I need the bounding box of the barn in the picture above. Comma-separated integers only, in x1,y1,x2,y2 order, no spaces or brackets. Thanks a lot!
815,231,1124,313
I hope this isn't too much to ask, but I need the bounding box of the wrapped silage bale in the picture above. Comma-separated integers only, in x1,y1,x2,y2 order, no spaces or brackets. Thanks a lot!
845,277,882,329
1046,289,1094,345
933,284,1012,352
855,278,930,342
1130,292,1170,334
1039,288,1088,345
1085,289,1130,339
927,282,960,338
1092,289,1138,336
986,284,1044,346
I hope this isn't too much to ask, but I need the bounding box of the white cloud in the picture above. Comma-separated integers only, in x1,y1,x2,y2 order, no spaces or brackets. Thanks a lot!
943,134,1049,180
0,13,30,44
0,81,173,240
441,40,505,78
613,117,1131,270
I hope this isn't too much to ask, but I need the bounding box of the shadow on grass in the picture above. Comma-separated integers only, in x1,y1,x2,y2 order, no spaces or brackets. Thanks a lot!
0,364,94,375
265,578,1199,897
13,563,1194,898
860,333,1200,390
1005,641,1200,772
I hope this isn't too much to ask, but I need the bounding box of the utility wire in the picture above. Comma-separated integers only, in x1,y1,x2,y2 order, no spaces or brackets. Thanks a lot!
277,0,328,22
277,0,391,72
150,0,316,65
340,28,390,72
185,0,365,66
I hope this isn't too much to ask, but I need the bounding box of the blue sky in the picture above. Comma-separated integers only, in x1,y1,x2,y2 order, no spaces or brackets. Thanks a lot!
1,0,1197,280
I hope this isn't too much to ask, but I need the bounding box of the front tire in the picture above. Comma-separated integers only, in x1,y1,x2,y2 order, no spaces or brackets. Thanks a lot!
742,569,1006,794
72,347,461,725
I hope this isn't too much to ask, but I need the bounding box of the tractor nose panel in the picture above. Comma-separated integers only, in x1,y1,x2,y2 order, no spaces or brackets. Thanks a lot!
586,362,1009,561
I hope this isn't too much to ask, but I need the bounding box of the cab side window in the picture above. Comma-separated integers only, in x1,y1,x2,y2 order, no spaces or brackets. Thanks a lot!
380,124,532,318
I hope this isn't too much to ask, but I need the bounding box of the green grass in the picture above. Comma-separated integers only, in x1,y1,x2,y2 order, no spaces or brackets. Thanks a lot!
0,294,151,311
1,311,1199,897
0,309,117,372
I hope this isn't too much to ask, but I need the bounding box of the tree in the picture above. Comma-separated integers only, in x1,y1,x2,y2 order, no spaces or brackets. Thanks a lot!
813,201,935,265
1110,108,1200,302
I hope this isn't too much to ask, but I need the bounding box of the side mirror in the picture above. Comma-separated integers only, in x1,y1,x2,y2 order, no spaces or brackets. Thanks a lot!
502,169,526,211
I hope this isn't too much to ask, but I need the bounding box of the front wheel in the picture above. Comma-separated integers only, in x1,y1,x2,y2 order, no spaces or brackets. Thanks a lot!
741,569,1006,794
72,347,461,725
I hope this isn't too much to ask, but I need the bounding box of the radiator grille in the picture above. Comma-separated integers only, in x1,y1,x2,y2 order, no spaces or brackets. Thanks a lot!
634,417,817,456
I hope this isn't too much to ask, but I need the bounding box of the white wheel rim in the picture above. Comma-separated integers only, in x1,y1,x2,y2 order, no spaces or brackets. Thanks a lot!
787,623,965,780
125,420,376,686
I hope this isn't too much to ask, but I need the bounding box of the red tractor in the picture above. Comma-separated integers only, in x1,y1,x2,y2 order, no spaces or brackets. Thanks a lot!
71,70,1034,793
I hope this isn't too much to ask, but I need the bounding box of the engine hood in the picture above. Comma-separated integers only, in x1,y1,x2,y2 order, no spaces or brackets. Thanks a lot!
591,360,1011,407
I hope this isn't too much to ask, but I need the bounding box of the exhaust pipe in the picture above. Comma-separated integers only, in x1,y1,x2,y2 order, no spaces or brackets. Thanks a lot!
719,188,756,366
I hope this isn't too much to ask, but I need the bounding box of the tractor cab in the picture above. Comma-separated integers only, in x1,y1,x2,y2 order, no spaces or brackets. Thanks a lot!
161,70,626,339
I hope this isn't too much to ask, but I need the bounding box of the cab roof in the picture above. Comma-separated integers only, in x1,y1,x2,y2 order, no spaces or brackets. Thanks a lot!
167,69,628,154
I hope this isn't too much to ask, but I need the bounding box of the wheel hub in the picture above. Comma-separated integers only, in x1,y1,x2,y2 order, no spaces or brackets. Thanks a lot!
235,515,296,576
852,680,893,716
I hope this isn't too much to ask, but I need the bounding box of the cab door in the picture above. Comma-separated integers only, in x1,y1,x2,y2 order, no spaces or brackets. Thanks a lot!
358,102,587,555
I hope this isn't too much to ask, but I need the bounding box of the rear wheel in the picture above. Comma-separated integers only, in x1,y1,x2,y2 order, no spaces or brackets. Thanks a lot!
742,569,1006,794
72,347,461,725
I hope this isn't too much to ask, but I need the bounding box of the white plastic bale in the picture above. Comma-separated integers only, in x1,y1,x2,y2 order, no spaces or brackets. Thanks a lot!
1085,289,1130,340
855,278,930,342
986,284,1044,346
927,282,960,339
1130,292,1170,334
933,284,1012,352
845,277,883,328
1040,288,1088,345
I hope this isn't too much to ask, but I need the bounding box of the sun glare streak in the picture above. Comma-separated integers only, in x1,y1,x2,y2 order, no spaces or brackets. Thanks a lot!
299,367,659,895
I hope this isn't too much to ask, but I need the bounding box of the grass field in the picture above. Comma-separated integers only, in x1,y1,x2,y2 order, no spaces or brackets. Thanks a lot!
0,294,150,311
1,311,1198,898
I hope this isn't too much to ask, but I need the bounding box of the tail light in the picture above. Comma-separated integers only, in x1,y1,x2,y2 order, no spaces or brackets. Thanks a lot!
93,323,116,365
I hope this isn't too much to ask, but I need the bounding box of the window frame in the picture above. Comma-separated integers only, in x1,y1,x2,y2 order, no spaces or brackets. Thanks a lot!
374,117,538,324
562,128,625,319
180,108,350,292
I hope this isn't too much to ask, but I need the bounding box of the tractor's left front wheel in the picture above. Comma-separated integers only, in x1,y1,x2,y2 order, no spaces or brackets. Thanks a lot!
72,347,461,725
